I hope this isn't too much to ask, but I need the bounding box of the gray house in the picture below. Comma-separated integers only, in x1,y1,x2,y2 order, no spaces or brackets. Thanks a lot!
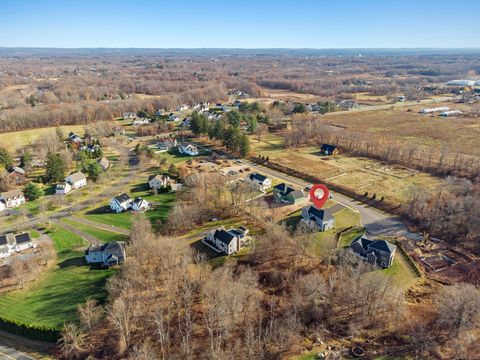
85,241,126,267
273,183,307,205
301,205,335,231
350,237,397,268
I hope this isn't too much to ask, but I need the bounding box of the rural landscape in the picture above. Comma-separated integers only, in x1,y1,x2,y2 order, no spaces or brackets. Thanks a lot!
1,1,480,360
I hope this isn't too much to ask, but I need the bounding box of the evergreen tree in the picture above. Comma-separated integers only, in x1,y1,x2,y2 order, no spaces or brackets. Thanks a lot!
87,162,103,181
45,152,67,182
0,147,12,169
238,134,250,157
24,182,44,201
20,151,32,170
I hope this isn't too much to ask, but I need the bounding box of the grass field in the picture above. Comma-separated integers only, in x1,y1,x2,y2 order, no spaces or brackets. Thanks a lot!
61,218,129,243
0,226,114,329
0,125,86,151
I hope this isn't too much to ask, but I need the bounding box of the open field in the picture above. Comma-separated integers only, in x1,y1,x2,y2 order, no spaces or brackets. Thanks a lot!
61,218,129,243
250,136,442,205
0,124,86,151
0,226,114,329
324,101,480,156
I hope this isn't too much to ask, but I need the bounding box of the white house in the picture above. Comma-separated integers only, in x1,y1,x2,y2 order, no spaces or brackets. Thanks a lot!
66,171,87,190
55,182,72,195
0,201,5,212
439,110,463,117
131,197,150,212
155,108,165,116
148,174,181,191
420,106,449,114
178,144,199,156
246,173,272,192
110,193,132,213
0,232,36,259
97,157,110,171
301,205,335,231
133,118,151,126
176,104,189,112
123,112,137,119
85,241,126,267
203,227,250,255
0,190,25,208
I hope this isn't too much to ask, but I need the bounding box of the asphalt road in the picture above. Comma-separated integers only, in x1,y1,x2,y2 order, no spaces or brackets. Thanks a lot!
0,344,36,360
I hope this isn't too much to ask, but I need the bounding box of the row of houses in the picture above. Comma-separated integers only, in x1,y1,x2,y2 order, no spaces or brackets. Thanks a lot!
56,171,87,195
0,232,35,259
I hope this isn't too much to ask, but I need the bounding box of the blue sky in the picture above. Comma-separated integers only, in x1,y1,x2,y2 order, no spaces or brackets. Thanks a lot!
1,0,479,48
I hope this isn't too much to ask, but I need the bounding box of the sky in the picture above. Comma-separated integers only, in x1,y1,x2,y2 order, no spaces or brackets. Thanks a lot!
1,0,479,48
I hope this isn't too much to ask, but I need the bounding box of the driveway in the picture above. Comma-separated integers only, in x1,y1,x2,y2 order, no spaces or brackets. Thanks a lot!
0,344,37,360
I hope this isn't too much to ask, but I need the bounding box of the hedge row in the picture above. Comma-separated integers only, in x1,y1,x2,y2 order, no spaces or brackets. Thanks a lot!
0,317,60,343
395,241,423,277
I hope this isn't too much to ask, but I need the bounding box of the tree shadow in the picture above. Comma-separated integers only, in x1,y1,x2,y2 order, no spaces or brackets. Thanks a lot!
58,256,87,268
85,205,112,215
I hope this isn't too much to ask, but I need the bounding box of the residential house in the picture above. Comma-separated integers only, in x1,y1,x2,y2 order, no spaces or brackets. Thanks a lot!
181,117,191,128
85,241,126,267
55,182,72,195
123,112,137,119
8,167,27,185
176,104,189,112
246,173,272,192
97,157,110,171
337,99,359,110
301,205,335,231
110,193,132,213
69,132,82,144
178,144,199,156
350,237,397,268
0,201,5,212
320,144,338,156
203,227,250,255
307,103,322,112
396,95,406,102
155,108,165,116
215,103,229,112
65,171,87,190
133,118,151,126
156,138,177,152
80,144,101,153
273,183,307,204
0,232,36,259
131,197,150,212
149,174,182,191
168,113,180,122
0,190,25,208
232,100,243,109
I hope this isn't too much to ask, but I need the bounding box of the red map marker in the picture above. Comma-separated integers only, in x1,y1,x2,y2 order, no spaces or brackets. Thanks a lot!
309,184,329,209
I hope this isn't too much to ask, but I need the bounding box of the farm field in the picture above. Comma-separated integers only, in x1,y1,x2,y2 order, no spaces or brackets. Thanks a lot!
0,226,114,329
250,135,442,205
324,101,480,156
0,124,86,151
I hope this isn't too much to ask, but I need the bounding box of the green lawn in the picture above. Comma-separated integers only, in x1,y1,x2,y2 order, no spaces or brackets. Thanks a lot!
61,219,129,243
80,208,132,229
0,226,114,329
156,148,205,164
338,226,365,248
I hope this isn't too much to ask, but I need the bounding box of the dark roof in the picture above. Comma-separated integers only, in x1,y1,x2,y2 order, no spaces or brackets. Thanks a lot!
368,239,397,254
307,205,334,221
15,233,31,244
86,241,125,258
114,193,131,204
274,183,294,194
320,144,337,153
214,229,236,245
0,235,7,246
289,189,305,200
351,236,372,252
249,172,268,183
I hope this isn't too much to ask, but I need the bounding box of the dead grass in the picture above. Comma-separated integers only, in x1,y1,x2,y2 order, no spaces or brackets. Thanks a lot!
323,101,480,156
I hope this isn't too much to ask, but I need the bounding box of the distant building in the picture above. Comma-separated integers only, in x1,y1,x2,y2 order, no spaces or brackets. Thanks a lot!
65,171,87,190
123,112,137,119
110,193,132,213
149,174,182,191
97,157,110,171
301,205,335,231
168,113,180,122
337,99,359,110
178,144,199,156
203,226,250,255
446,79,476,87
8,167,27,185
68,132,82,144
0,190,25,209
0,232,36,259
176,104,189,112
133,118,151,126
320,144,338,156
85,241,126,267
350,237,397,268
55,182,72,195
246,173,272,192
273,183,307,205
396,95,406,102
420,106,449,114
439,110,463,117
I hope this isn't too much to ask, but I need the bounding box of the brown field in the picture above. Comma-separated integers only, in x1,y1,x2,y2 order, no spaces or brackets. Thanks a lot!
259,87,323,103
323,101,480,156
250,136,442,205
